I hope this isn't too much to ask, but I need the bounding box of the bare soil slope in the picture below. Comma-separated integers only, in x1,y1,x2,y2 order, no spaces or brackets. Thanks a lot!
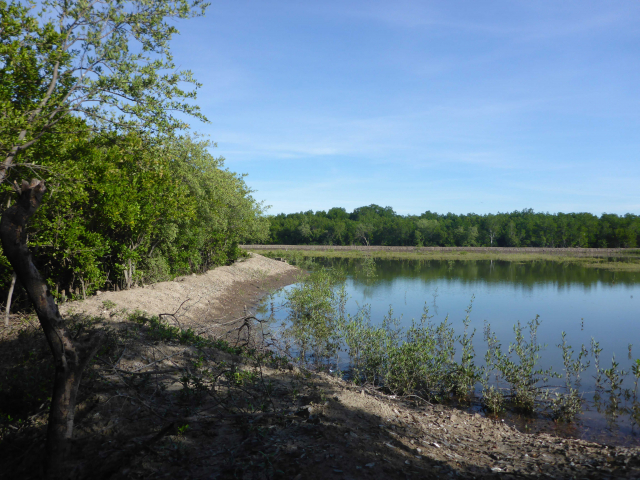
59,253,300,330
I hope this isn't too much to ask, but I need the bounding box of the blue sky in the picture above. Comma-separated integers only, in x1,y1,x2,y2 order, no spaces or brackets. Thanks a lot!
170,1,640,216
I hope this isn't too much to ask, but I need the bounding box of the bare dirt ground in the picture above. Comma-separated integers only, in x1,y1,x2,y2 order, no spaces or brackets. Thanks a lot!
1,254,639,479
59,253,301,332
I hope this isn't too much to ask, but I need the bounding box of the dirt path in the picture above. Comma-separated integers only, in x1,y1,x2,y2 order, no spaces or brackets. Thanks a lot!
60,253,301,330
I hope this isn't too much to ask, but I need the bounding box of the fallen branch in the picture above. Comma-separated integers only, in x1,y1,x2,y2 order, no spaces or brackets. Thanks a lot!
158,297,192,330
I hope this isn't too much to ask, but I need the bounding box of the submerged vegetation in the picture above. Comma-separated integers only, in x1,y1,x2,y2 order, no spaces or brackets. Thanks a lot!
265,264,640,426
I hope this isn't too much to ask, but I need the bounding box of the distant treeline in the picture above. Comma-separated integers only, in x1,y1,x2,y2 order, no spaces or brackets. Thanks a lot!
266,205,639,248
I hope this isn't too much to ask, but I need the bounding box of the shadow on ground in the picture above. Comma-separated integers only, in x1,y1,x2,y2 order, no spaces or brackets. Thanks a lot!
0,313,639,479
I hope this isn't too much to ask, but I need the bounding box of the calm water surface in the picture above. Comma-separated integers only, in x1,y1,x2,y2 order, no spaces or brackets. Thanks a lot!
265,258,640,445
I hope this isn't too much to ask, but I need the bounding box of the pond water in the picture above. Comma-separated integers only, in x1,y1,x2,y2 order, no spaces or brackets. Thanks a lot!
261,257,640,446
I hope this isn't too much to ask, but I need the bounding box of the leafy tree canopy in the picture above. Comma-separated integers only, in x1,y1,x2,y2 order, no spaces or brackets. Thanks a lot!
1,0,208,183
265,207,639,249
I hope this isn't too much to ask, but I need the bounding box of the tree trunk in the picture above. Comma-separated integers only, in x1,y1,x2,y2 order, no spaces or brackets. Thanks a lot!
0,179,103,476
4,271,16,327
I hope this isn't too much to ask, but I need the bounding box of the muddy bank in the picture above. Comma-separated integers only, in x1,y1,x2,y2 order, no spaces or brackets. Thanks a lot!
267,376,640,479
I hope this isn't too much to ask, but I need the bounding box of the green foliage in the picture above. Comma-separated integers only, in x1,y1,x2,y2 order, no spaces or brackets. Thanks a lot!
1,0,269,301
130,311,239,353
102,300,117,310
455,299,478,398
0,0,208,180
282,270,478,402
341,305,473,401
0,125,269,298
591,337,604,387
602,355,625,397
265,205,640,248
480,322,505,413
549,388,583,422
157,135,269,276
632,359,640,399
282,267,347,365
224,368,258,387
488,317,556,413
549,332,589,421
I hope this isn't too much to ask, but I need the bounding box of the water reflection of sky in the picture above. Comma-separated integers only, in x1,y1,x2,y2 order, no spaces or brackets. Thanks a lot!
267,259,640,393
262,259,640,445
354,275,639,388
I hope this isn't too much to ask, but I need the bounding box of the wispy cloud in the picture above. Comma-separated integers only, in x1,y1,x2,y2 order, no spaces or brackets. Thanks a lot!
315,1,630,41
207,95,568,170
170,1,640,215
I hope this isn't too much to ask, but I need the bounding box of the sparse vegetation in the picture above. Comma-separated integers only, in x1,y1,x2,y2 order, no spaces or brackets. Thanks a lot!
0,307,300,477
255,247,640,272
264,264,640,426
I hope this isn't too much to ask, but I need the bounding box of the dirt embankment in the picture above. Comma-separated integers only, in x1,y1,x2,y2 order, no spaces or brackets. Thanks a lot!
59,253,300,330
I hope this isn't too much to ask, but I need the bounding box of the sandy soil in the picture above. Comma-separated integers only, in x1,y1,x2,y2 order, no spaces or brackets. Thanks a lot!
59,253,300,331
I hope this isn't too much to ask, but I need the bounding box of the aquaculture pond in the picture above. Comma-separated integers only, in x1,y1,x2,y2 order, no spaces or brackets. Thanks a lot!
261,257,640,446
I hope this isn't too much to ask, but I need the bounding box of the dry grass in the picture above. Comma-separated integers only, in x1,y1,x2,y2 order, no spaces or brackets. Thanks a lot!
246,247,640,272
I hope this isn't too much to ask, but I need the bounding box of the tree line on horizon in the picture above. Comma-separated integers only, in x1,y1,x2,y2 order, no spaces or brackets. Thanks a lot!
264,205,639,248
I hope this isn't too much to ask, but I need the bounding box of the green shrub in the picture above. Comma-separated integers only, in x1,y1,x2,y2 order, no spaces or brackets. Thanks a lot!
283,267,346,365
1,126,269,299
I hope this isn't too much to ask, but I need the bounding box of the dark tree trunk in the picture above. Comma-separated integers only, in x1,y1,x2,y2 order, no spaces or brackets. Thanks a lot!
0,179,103,476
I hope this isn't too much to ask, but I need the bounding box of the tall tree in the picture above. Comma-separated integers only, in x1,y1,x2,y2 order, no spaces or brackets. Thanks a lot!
0,0,207,184
0,0,208,474
484,214,502,247
1,179,104,475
